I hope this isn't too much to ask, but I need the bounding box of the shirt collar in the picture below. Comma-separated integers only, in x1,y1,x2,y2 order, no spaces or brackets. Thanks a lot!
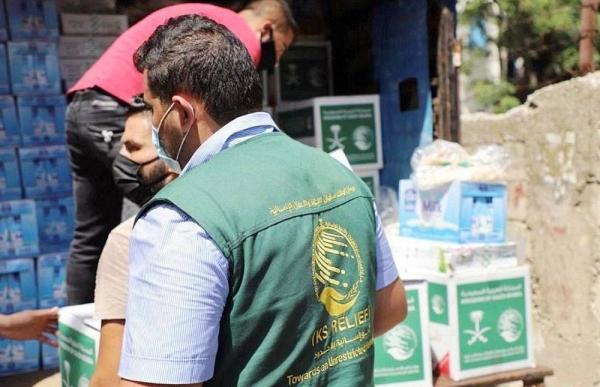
181,112,280,174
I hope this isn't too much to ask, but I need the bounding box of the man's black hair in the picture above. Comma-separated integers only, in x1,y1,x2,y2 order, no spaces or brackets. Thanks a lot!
134,14,263,127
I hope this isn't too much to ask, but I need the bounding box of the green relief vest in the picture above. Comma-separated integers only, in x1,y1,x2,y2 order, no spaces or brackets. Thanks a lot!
143,133,378,386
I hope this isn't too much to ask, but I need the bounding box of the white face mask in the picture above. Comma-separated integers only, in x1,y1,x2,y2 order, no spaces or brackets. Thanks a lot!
150,101,195,174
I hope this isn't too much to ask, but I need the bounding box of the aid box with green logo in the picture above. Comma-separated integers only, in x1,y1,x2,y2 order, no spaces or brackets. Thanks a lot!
419,265,534,380
276,95,383,171
374,277,432,386
58,303,99,387
357,169,380,199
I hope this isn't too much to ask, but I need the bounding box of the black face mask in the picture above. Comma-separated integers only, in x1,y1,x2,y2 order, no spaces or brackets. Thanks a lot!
257,28,276,73
112,153,165,207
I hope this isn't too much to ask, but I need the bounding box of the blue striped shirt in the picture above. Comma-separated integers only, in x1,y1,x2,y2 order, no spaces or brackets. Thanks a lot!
119,112,398,384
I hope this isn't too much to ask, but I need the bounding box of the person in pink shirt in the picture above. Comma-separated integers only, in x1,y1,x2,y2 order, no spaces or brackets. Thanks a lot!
65,0,297,306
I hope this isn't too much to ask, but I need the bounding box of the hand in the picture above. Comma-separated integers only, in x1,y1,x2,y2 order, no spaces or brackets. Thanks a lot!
0,307,59,347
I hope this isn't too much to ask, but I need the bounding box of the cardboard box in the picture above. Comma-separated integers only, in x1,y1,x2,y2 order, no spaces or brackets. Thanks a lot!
60,13,128,36
418,265,534,380
41,342,58,370
17,94,66,145
0,96,21,146
277,95,383,171
62,78,77,91
59,35,115,58
18,145,72,198
59,58,95,82
0,44,11,94
57,0,117,13
0,3,7,42
0,147,22,200
275,41,333,103
0,257,37,313
356,168,380,199
389,237,518,274
38,251,67,370
0,338,39,375
374,277,432,386
59,303,100,386
35,197,74,253
5,0,59,39
398,179,507,243
0,201,39,260
7,41,61,95
37,252,67,308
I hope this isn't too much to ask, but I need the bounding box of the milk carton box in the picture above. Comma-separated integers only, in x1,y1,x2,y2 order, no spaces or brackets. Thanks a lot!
35,197,74,253
0,257,36,313
42,341,59,370
59,304,100,387
0,96,22,146
374,277,432,386
0,338,39,375
0,201,39,259
19,145,72,198
0,3,7,41
399,179,506,243
5,0,59,39
0,147,23,200
17,94,67,145
36,252,67,308
7,41,61,95
38,252,68,370
0,45,10,94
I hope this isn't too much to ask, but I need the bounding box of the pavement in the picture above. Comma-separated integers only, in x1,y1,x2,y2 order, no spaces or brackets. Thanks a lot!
0,370,60,387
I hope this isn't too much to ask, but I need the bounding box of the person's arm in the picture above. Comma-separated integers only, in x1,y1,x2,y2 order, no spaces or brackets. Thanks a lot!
91,320,125,387
118,204,229,385
0,307,59,346
374,278,407,337
372,206,407,337
91,219,133,387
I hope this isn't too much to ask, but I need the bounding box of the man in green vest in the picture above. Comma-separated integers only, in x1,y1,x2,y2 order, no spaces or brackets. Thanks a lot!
119,14,407,387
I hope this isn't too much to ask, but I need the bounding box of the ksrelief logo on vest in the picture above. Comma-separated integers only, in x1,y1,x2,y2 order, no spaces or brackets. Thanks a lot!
312,219,365,316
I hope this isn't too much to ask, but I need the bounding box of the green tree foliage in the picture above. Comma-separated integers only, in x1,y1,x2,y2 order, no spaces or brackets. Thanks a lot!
471,80,521,113
460,0,582,112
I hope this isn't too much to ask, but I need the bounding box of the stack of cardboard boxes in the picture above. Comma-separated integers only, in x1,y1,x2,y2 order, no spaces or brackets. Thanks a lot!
0,0,73,376
389,178,535,381
373,273,433,386
273,41,383,198
0,0,124,377
58,2,126,90
276,94,384,197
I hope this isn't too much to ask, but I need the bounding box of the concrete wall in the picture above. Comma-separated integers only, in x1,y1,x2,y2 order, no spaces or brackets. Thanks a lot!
461,72,600,387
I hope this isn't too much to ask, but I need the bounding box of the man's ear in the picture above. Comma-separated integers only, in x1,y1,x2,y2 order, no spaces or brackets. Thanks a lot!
171,95,195,128
260,20,274,41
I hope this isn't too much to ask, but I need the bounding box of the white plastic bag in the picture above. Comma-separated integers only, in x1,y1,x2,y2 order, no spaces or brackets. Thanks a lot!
410,140,510,191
